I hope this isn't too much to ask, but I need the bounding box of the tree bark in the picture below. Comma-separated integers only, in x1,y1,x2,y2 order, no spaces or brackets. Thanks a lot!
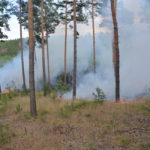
20,0,26,91
92,0,96,73
111,0,120,102
73,0,77,100
64,0,68,84
46,30,51,86
28,0,37,116
41,0,46,95
0,84,1,94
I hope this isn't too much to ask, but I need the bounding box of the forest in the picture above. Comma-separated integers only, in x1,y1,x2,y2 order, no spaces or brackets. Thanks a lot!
0,0,150,149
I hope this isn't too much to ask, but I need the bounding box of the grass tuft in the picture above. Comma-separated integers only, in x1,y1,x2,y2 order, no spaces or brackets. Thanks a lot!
0,124,12,146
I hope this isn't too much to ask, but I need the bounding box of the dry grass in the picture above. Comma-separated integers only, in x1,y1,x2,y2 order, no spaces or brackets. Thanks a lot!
0,95,150,150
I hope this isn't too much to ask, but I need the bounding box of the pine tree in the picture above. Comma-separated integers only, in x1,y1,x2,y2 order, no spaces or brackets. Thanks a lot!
0,0,11,39
19,0,26,91
92,0,96,73
64,0,68,84
44,0,60,86
111,0,120,102
72,0,77,100
28,0,37,116
40,0,46,95
46,30,51,86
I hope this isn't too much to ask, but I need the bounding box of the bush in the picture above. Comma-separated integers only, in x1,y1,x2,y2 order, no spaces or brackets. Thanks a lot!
56,79,70,96
92,87,106,103
15,104,22,113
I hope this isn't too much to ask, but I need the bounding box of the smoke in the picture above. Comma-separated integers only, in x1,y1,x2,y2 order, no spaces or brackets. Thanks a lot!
0,0,150,99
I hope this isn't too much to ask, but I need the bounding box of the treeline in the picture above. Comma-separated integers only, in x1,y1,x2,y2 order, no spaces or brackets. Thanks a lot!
0,39,19,67
0,0,120,116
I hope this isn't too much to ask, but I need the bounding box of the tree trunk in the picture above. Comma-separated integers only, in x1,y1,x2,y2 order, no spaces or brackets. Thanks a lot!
111,0,120,102
73,0,77,100
64,0,68,84
92,0,96,73
0,84,1,94
46,30,51,86
20,0,26,91
41,0,46,95
28,0,37,116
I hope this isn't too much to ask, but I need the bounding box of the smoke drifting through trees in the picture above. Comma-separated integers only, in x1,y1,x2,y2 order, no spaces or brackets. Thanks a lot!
0,0,150,100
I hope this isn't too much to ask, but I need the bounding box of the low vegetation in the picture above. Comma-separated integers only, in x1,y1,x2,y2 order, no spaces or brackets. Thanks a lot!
0,39,19,67
0,92,149,150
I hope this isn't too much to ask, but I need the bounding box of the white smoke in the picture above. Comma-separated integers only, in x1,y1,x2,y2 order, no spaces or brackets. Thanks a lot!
0,0,150,99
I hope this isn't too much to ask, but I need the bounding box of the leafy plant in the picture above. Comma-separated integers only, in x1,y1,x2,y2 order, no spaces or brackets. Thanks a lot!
92,87,106,103
56,79,70,96
15,104,22,113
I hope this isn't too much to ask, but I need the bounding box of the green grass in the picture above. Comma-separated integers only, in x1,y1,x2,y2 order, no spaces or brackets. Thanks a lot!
0,39,19,67
116,136,136,147
133,99,150,114
0,124,12,146
0,92,24,114
59,101,103,118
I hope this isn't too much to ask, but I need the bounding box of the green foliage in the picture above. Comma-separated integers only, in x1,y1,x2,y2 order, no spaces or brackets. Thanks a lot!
0,124,11,145
0,0,13,39
15,104,22,113
38,110,49,122
24,112,31,120
42,84,58,99
56,79,70,96
0,104,6,114
43,84,51,96
0,39,19,67
92,87,106,103
116,136,136,147
87,142,95,150
59,101,88,118
134,105,150,114
139,143,150,150
133,99,150,114
0,93,14,114
13,0,60,44
38,109,49,116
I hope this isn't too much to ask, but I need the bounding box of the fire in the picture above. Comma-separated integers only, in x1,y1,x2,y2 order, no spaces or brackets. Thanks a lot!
1,88,14,94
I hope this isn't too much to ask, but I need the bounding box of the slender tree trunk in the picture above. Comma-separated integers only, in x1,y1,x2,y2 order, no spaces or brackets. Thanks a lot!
92,0,96,73
41,0,46,95
111,0,120,102
64,0,68,84
20,0,26,91
46,30,51,86
28,0,37,116
73,0,77,100
0,84,1,94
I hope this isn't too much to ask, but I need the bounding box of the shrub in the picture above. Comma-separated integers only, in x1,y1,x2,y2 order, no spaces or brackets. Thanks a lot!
15,104,22,113
56,79,70,96
92,87,106,103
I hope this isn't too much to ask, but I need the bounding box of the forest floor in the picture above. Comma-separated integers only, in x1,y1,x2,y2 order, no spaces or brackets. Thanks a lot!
0,94,150,150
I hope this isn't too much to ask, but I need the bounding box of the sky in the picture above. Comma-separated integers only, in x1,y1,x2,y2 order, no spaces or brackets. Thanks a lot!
5,0,150,39
4,0,109,40
5,16,107,40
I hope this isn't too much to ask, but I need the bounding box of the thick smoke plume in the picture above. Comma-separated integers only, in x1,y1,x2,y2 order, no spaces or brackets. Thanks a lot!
0,0,150,99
